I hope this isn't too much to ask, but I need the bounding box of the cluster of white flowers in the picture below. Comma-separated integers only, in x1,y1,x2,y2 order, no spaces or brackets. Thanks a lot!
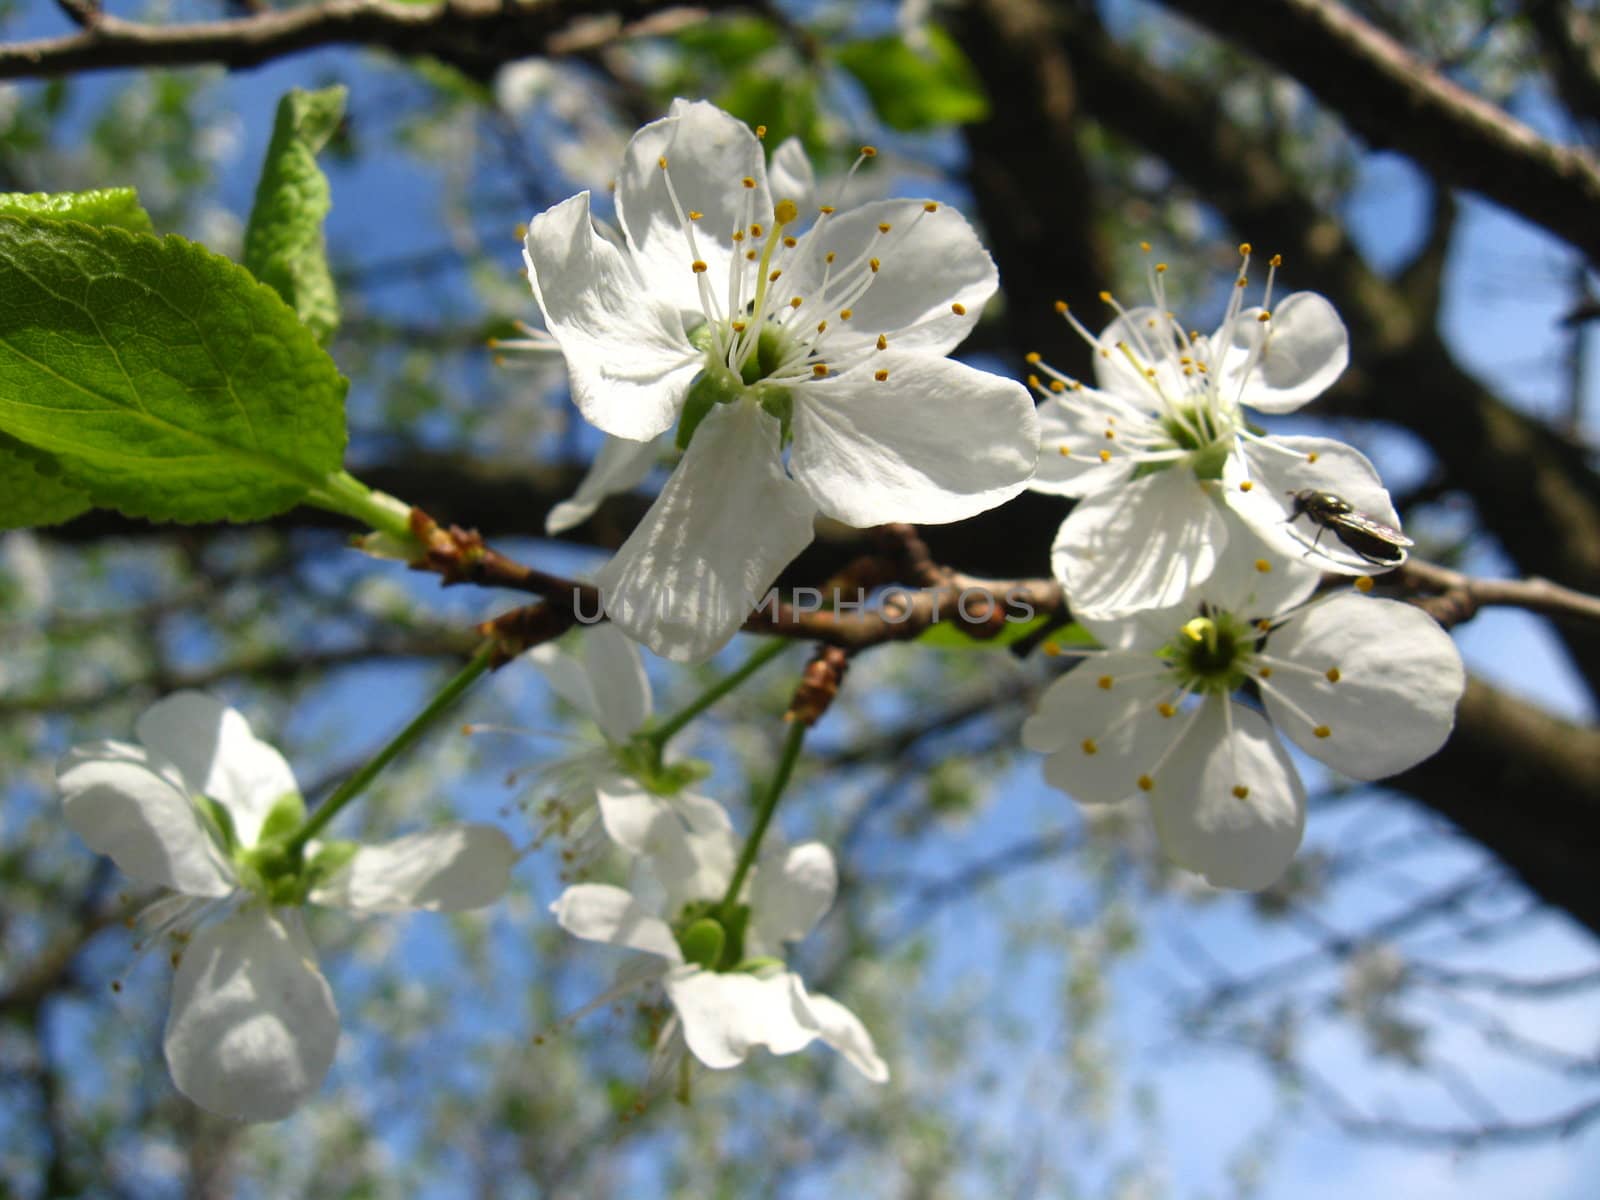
52,99,1466,1123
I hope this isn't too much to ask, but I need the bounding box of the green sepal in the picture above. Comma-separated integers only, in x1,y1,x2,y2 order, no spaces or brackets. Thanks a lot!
739,324,790,386
731,956,784,974
256,792,309,844
617,738,712,795
677,367,746,451
0,187,153,233
1187,440,1231,481
677,917,727,970
304,838,359,888
758,386,793,444
198,795,241,855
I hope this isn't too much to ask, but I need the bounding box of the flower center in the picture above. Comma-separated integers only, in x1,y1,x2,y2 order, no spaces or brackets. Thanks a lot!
1163,610,1259,694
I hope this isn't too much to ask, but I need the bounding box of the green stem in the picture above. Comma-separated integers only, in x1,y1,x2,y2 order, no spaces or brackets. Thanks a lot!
304,469,416,546
718,718,807,912
645,639,789,750
282,642,495,854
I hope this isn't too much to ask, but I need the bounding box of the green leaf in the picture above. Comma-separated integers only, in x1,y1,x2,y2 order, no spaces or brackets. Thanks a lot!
0,217,348,523
0,434,90,529
0,188,154,233
834,26,991,131
243,85,346,345
918,615,1089,650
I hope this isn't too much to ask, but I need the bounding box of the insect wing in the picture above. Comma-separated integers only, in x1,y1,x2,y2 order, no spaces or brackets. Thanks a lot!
1328,509,1413,564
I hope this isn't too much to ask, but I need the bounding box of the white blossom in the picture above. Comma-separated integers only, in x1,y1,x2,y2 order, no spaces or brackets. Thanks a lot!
1022,538,1465,889
56,692,515,1121
1029,245,1403,618
523,98,1038,661
550,792,887,1082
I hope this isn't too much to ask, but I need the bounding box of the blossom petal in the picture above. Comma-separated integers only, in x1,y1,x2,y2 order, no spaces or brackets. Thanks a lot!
163,907,338,1122
597,400,816,663
1022,660,1184,804
614,99,770,315
1052,470,1228,619
779,199,997,357
1148,698,1306,891
748,841,837,953
526,639,601,728
665,966,817,1069
1224,434,1405,575
523,191,699,440
308,825,514,913
57,741,234,897
1259,593,1464,780
550,882,683,962
1090,304,1186,399
1186,511,1322,617
582,624,653,742
546,434,665,535
794,983,890,1083
790,354,1037,527
1030,390,1140,498
1221,291,1348,414
767,136,815,212
135,691,298,849
596,778,737,908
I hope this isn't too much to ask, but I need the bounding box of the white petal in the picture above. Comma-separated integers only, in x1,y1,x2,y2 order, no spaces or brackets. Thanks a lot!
1052,470,1228,619
614,99,769,315
523,192,699,440
597,778,738,907
1224,435,1404,576
1148,698,1306,891
779,199,997,357
57,741,235,897
767,136,815,211
135,691,298,849
582,624,652,742
597,400,816,663
1090,304,1184,399
665,966,817,1069
1022,660,1184,804
1030,390,1140,498
163,908,338,1122
794,984,890,1083
1260,593,1464,779
546,433,665,535
749,841,837,953
1186,511,1322,617
1221,292,1348,414
308,825,514,913
550,882,683,962
525,639,602,729
790,354,1037,526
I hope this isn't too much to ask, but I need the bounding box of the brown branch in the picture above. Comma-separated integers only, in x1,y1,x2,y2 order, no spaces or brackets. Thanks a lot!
0,0,728,81
1396,559,1600,629
1157,0,1600,264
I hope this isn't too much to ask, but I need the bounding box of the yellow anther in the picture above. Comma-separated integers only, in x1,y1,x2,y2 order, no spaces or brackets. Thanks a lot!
816,320,828,333
1098,449,1112,462
769,270,782,282
1055,300,1069,313
874,369,889,382
826,252,837,265
860,145,877,157
1240,480,1254,493
750,223,764,238
742,176,757,189
1254,558,1271,573
1258,311,1272,322
789,296,802,308
1156,263,1168,273
1058,446,1072,457
876,334,888,350
819,205,836,215
1098,290,1113,303
1270,253,1283,267
733,230,745,242
691,260,708,273
1355,576,1374,593
1137,774,1154,792
839,307,852,319
1104,429,1116,440
924,201,939,212
1325,667,1341,683
1313,725,1331,739
512,222,528,240
1028,374,1042,389
1097,675,1113,690
812,363,829,377
1050,380,1066,393
1256,619,1273,633
1306,452,1319,463
745,250,758,261
783,236,797,248
1025,351,1042,364
688,210,703,221
1239,242,1252,256
657,155,668,170
1140,240,1151,252
951,302,966,316
1043,641,1062,657
1081,738,1098,756
1259,666,1273,679
731,321,747,332
878,222,892,234
1157,703,1176,718
869,257,881,273
755,124,767,139
1232,785,1250,800
1236,277,1248,288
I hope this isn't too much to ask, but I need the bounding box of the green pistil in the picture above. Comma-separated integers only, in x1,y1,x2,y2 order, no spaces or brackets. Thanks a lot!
1167,612,1257,694
1161,403,1231,480
673,901,750,972
679,322,796,450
